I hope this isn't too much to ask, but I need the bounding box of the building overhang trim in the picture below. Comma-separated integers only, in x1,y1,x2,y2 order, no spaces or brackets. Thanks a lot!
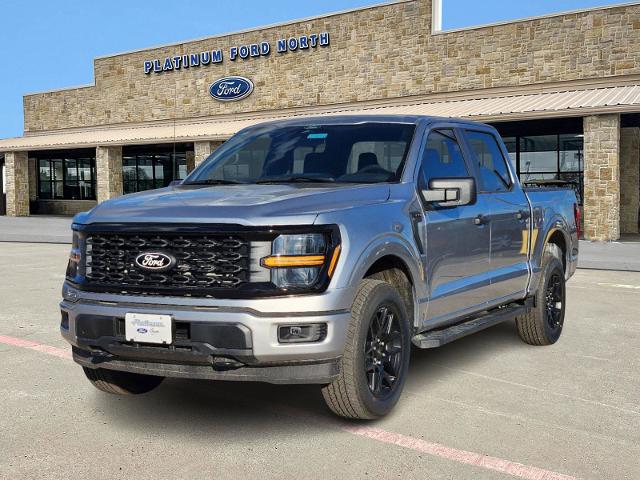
4,82,640,152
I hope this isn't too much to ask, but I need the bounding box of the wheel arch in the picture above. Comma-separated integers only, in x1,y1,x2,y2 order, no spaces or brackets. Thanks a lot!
544,228,568,272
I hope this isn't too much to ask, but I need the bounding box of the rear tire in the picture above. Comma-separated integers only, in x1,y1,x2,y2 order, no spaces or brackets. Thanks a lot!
322,279,411,420
516,244,566,346
83,367,164,395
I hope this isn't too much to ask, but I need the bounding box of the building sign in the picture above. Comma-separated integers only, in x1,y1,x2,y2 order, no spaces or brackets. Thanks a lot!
209,77,254,102
144,32,330,75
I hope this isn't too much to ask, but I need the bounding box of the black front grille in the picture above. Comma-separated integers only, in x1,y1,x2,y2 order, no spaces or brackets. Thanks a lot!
85,233,250,295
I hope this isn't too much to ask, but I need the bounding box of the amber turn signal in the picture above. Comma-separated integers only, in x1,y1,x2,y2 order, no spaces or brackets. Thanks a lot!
261,255,326,268
327,245,341,277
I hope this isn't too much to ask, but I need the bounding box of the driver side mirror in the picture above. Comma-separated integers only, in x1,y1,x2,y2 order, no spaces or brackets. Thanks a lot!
421,178,477,207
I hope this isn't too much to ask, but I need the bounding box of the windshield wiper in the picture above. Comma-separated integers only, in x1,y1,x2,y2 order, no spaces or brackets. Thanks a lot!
185,179,247,186
255,175,336,184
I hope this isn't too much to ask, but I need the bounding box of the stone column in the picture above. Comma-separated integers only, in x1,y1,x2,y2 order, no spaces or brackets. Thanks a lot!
96,146,123,204
194,141,224,168
583,114,621,241
186,150,196,174
28,158,38,201
620,127,640,234
5,151,30,216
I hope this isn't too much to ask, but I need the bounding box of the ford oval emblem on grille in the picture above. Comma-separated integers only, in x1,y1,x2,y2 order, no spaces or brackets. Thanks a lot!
134,252,176,272
209,76,254,102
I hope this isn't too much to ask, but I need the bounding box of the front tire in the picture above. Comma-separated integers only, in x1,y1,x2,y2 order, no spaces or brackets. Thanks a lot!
83,367,164,395
516,244,566,346
322,279,411,419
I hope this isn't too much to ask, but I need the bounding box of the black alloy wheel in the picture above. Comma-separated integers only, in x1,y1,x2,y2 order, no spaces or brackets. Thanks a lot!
321,279,411,419
365,305,404,399
545,271,565,329
516,244,567,346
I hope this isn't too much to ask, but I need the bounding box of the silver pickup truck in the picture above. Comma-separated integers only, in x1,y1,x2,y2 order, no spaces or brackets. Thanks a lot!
61,115,579,419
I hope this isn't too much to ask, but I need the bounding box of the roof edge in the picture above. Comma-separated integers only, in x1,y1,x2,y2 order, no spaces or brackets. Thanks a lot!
18,73,640,136
434,1,640,35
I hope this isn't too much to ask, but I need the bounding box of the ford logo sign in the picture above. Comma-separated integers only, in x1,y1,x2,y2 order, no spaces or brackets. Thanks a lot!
134,252,176,272
137,328,148,334
209,76,254,102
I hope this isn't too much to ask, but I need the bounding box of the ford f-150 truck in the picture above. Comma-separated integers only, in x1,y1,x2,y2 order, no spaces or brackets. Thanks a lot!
61,115,579,419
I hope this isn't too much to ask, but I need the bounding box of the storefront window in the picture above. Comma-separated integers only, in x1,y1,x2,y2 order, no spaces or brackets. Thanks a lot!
37,151,96,200
498,133,584,204
123,145,189,194
502,136,517,167
520,135,559,176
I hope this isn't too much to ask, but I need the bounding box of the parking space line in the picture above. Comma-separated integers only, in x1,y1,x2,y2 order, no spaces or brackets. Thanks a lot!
344,425,577,480
433,364,640,416
597,282,640,290
0,335,72,360
1,333,579,480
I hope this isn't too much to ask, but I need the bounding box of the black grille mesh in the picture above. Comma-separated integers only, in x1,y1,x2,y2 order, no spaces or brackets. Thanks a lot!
85,233,250,294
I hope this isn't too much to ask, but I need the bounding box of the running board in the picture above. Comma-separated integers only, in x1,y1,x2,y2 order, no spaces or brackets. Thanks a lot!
412,303,531,349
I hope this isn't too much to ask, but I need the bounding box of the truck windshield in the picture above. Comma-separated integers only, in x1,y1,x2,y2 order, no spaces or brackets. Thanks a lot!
185,123,416,185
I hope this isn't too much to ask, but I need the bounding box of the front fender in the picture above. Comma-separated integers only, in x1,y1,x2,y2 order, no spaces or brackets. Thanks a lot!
333,233,424,329
346,234,423,291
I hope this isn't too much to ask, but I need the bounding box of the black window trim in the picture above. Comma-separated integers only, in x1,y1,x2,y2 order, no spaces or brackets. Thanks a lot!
36,153,97,201
415,124,476,182
414,125,476,210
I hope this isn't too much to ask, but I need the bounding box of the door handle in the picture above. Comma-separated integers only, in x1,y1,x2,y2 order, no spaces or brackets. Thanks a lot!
474,215,488,226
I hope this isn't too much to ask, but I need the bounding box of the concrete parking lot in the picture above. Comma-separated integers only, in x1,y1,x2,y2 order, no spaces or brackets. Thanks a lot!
0,242,638,480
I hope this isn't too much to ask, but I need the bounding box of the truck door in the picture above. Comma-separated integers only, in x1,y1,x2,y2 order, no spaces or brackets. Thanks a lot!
419,128,493,325
462,129,530,302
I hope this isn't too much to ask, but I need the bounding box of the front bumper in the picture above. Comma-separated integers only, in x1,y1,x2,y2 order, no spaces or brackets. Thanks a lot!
60,285,352,384
72,347,340,385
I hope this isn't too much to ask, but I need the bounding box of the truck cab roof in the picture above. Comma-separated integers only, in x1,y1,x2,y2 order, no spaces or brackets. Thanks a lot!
250,114,491,129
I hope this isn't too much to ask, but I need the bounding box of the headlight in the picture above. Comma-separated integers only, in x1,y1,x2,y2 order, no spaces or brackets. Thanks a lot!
261,233,340,289
65,230,83,281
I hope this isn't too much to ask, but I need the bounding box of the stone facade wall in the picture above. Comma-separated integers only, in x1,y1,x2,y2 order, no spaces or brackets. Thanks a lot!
5,152,30,216
583,114,621,241
23,0,640,132
194,141,224,168
96,146,123,203
620,127,640,233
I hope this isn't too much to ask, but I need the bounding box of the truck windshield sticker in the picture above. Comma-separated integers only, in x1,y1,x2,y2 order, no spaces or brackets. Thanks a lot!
307,133,328,139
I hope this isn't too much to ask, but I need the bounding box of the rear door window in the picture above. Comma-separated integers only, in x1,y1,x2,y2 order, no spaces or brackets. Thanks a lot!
464,131,512,193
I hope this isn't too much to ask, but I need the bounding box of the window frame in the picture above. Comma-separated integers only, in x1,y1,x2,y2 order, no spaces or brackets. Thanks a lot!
418,127,473,187
414,125,477,209
122,147,188,194
36,152,96,201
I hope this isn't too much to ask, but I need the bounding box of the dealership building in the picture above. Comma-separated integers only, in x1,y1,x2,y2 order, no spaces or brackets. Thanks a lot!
1,0,640,241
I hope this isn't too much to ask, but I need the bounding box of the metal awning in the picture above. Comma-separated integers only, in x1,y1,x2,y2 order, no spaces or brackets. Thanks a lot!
2,84,640,152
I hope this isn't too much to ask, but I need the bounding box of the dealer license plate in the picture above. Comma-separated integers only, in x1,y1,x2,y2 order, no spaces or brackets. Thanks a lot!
125,313,172,345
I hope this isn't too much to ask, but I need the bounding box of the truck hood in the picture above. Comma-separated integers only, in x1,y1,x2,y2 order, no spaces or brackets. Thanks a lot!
78,183,391,226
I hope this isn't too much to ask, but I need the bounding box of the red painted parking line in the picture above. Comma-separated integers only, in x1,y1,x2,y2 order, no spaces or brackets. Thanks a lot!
0,335,72,360
343,425,577,480
1,334,578,480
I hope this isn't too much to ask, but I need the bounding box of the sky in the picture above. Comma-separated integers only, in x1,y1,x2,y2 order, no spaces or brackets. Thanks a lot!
0,0,626,139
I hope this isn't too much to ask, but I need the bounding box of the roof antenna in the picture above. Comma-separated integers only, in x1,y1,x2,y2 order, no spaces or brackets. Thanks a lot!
173,80,177,175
